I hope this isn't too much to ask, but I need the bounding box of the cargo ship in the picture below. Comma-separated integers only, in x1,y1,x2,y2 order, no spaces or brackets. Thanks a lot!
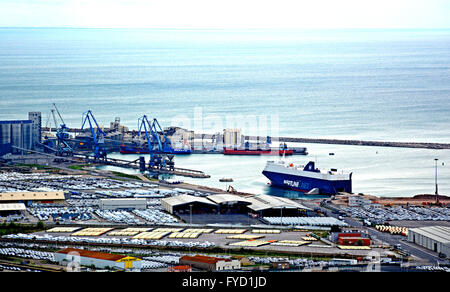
262,160,352,195
223,143,293,156
120,145,150,154
223,148,293,155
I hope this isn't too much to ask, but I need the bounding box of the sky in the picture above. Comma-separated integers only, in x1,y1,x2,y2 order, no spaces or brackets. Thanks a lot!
0,0,449,29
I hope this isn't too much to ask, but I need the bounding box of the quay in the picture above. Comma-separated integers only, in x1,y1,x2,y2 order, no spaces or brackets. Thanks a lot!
244,136,450,150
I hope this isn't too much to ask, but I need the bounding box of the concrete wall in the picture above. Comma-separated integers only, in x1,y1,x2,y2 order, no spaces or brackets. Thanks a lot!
408,229,449,257
99,198,147,210
216,260,241,271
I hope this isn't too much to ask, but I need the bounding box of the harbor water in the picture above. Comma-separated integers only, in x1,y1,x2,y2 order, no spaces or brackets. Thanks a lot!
1,28,449,197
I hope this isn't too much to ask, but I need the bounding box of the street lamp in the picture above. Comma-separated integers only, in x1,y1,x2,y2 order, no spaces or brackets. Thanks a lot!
189,204,193,226
434,158,439,204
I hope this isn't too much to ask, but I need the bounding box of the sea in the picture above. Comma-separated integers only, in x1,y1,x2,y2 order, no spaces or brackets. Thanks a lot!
0,28,449,198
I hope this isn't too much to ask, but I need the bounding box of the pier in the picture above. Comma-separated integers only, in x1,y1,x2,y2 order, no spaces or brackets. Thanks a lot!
8,146,210,179
244,136,450,150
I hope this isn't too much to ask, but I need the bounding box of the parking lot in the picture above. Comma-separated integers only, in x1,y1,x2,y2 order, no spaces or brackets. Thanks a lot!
1,227,395,259
340,205,450,224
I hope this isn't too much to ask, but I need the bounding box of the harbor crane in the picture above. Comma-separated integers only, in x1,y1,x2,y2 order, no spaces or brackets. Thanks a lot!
137,115,175,169
42,103,73,156
81,110,107,161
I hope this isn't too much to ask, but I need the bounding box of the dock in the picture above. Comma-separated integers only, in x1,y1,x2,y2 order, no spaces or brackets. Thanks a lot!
8,146,210,179
244,136,450,150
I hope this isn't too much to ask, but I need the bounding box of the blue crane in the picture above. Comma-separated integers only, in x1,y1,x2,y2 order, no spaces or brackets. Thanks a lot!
138,115,174,169
81,110,107,161
46,103,73,156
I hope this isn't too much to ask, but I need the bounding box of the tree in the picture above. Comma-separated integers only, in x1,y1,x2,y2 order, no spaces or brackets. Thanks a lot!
36,221,45,230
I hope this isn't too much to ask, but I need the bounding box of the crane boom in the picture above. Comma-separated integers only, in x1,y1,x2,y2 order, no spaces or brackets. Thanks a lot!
53,103,65,125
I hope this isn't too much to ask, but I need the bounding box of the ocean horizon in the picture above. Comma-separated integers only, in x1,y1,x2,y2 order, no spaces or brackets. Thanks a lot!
0,27,449,197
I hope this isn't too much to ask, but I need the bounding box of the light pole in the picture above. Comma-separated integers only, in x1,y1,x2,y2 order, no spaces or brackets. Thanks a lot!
280,207,284,226
189,204,193,226
434,158,439,204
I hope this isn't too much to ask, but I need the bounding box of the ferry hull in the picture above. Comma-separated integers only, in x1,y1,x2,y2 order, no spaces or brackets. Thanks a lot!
262,170,352,195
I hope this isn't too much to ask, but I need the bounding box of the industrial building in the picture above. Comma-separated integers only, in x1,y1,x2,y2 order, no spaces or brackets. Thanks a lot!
161,193,311,218
179,255,241,271
161,194,218,215
99,198,147,210
206,194,252,214
164,126,194,149
245,194,311,217
0,203,26,217
0,120,33,154
223,128,242,148
55,248,142,270
28,112,42,147
0,191,65,206
331,231,371,246
0,112,42,155
408,226,450,258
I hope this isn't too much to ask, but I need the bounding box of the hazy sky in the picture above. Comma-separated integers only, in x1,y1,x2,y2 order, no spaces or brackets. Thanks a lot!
1,0,449,29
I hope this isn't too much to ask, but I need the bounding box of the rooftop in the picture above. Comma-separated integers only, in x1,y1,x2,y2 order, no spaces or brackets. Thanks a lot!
206,193,252,205
0,191,65,201
180,255,231,265
409,226,450,244
56,248,140,262
162,194,217,207
245,194,312,212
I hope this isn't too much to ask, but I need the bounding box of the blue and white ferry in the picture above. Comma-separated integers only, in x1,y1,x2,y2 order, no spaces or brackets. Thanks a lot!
262,160,352,195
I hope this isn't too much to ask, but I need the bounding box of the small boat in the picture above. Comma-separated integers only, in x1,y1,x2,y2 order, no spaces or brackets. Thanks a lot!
219,178,233,182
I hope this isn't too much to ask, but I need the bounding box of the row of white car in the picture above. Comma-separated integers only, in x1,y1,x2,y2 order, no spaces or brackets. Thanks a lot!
94,209,141,224
0,247,56,262
2,233,216,248
132,209,178,224
143,255,180,265
139,260,168,270
341,205,450,222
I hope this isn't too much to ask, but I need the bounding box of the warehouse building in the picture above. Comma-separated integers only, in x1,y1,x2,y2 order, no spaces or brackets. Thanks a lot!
408,226,450,258
99,198,147,210
179,255,241,271
0,191,65,206
206,194,252,214
245,194,311,217
161,194,218,215
55,248,142,270
161,194,312,217
0,203,26,217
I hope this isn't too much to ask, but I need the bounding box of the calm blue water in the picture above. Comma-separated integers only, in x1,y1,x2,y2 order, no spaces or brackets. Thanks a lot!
1,28,449,197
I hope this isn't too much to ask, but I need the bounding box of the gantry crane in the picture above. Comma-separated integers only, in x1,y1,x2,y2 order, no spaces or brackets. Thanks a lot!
81,110,107,161
47,103,73,156
137,115,174,169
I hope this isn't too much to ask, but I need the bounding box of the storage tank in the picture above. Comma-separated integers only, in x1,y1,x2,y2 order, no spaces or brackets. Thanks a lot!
0,123,11,144
22,122,33,150
10,123,23,153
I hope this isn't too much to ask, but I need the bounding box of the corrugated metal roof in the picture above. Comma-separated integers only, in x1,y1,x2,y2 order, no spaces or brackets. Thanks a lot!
0,203,26,211
56,248,140,262
207,194,252,205
162,194,217,207
0,191,65,201
409,226,450,244
245,194,311,212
